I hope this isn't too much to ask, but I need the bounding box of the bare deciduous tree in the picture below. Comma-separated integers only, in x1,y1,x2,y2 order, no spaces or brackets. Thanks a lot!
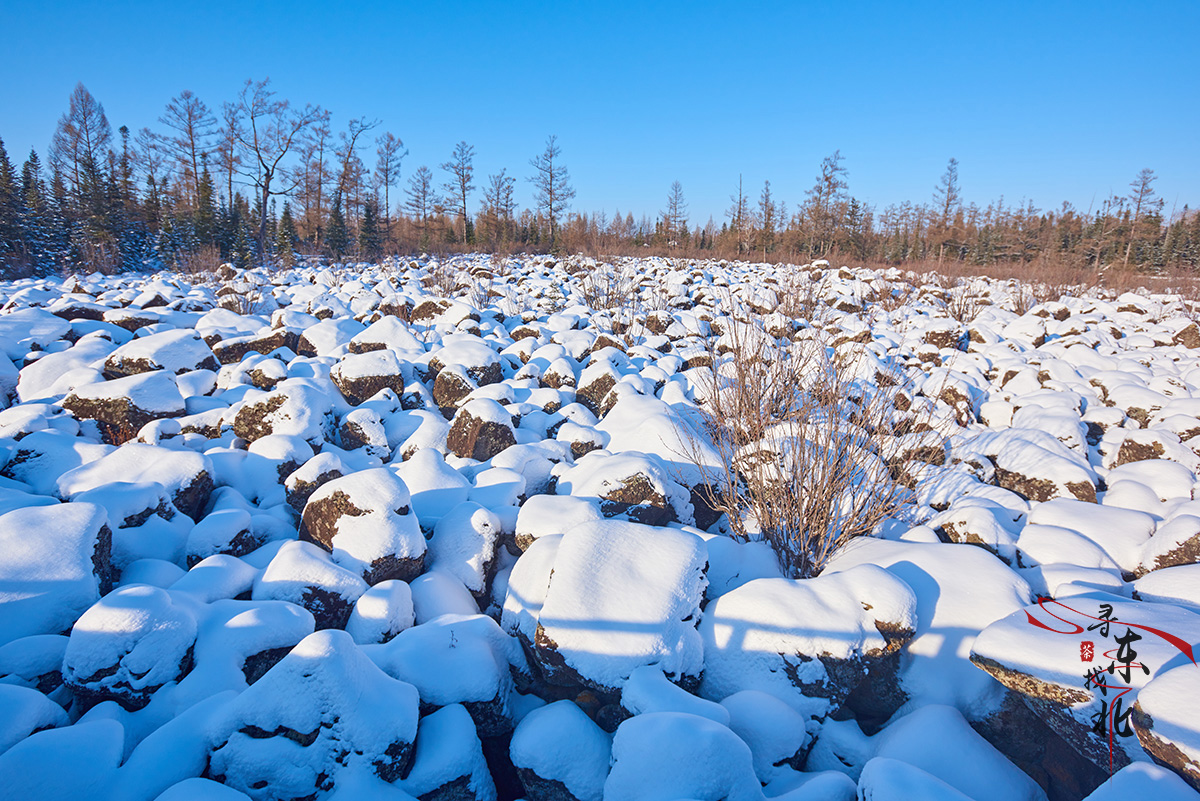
225,78,327,258
726,175,750,254
804,150,849,257
374,131,407,251
49,83,113,193
405,165,437,249
441,141,475,243
156,90,217,206
1123,168,1158,269
528,135,575,250
662,180,688,247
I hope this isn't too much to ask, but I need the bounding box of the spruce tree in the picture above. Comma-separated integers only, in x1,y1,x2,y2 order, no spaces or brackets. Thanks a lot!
19,150,47,269
276,201,298,267
358,198,381,261
195,158,217,246
231,215,253,270
0,137,19,272
326,193,348,261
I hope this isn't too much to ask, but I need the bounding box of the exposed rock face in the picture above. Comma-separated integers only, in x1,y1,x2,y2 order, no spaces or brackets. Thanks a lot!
447,400,517,462
1131,667,1200,793
212,328,300,364
63,370,187,444
331,349,408,405
232,381,337,446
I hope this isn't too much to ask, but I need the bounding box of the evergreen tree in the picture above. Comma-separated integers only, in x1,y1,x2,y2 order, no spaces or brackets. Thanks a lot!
0,137,19,271
358,198,381,261
276,201,298,267
326,193,348,260
195,157,217,246
19,150,48,268
231,214,253,270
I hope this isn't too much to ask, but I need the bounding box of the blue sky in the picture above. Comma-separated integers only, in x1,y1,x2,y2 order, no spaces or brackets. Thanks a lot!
2,0,1196,223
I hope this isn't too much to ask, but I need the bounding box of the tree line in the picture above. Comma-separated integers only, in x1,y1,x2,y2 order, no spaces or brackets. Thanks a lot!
1,81,1197,279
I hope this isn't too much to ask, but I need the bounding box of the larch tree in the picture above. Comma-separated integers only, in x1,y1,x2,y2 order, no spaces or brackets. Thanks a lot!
374,132,407,251
726,175,750,254
757,179,783,259
528,135,575,250
1123,168,1158,268
804,150,849,256
441,141,476,244
224,79,327,260
405,165,437,249
933,157,962,261
482,168,515,247
156,90,217,207
662,180,688,247
49,83,113,197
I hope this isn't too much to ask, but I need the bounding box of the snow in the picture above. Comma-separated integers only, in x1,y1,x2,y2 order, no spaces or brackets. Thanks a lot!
0,719,124,800
509,700,611,801
391,447,471,525
427,501,501,595
1133,664,1200,776
0,683,69,755
604,712,763,801
206,629,419,799
1080,761,1200,801
698,564,917,718
533,519,707,691
0,501,110,647
719,690,809,785
621,665,730,724
346,579,415,644
1134,564,1200,611
409,569,480,623
871,704,1047,801
398,704,495,801
856,758,976,801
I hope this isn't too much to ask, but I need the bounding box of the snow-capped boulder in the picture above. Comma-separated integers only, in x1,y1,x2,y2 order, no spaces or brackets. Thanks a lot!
103,329,219,378
427,501,502,602
330,349,408,406
232,380,338,446
399,703,496,801
205,629,420,800
56,443,214,520
62,584,198,710
1132,665,1200,793
510,700,611,801
0,502,113,647
251,541,369,630
698,564,917,721
300,467,426,584
447,398,517,462
62,370,187,443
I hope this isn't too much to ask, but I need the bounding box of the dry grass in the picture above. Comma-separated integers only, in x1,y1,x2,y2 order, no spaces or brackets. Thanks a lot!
690,295,926,578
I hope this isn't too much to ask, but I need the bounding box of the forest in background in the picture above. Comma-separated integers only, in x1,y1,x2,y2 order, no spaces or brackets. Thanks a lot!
2,81,1198,281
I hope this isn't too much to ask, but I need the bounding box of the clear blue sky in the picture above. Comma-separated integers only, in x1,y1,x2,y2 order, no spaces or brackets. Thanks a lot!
2,0,1196,223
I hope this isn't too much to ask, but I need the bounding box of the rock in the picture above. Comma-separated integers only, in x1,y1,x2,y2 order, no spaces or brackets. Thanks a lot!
970,594,1200,775
300,468,426,585
0,503,113,648
185,508,259,567
400,704,497,801
338,407,391,460
510,700,610,801
232,380,338,446
1131,665,1200,793
206,629,420,799
284,452,347,513
103,329,219,378
63,370,187,443
604,712,763,801
364,613,527,737
56,443,214,520
62,584,197,711
504,520,706,696
346,580,415,645
251,541,369,629
555,451,693,527
428,502,502,603
929,498,1022,563
331,349,408,405
698,565,917,721
447,398,518,462
212,328,300,365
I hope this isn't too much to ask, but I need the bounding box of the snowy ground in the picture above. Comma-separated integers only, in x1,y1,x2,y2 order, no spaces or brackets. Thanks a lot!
1,254,1199,801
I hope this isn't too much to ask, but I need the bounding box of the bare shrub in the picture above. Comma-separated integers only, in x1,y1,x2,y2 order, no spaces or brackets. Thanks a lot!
691,312,924,578
178,245,224,279
580,261,638,310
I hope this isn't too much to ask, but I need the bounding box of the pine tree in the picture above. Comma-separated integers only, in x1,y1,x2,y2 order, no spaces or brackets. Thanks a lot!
19,150,48,269
276,201,298,267
231,214,253,270
358,197,381,261
326,193,349,261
